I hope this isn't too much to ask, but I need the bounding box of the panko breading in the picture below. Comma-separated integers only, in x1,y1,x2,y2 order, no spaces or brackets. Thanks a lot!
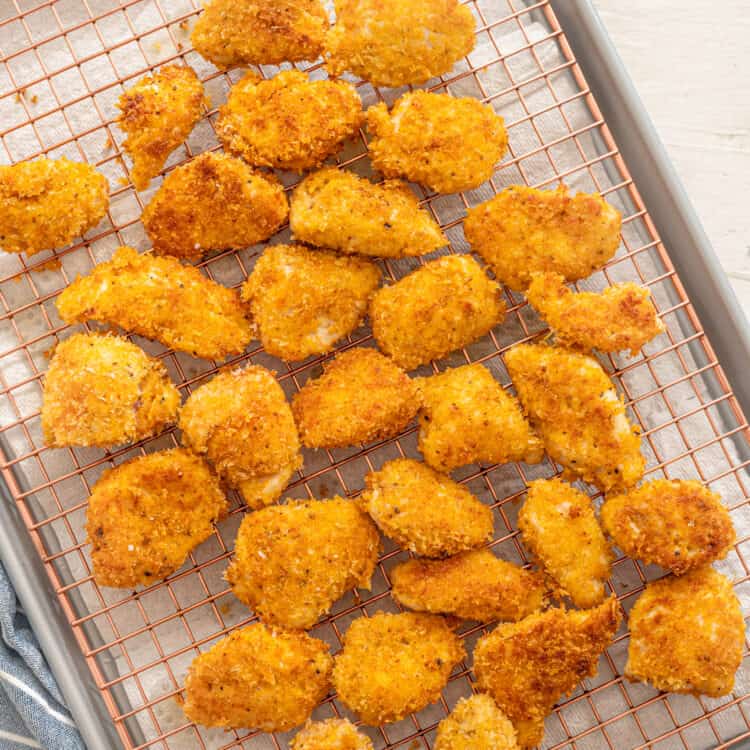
358,458,493,557
86,449,227,588
325,0,475,87
182,623,332,731
464,185,622,291
434,694,519,750
0,158,108,256
292,348,419,448
370,255,506,370
117,65,207,190
291,719,373,750
601,479,736,575
367,91,507,194
56,247,251,360
626,567,743,697
226,497,380,629
142,152,287,260
474,597,621,748
242,243,381,361
505,344,644,492
290,168,446,258
415,364,543,473
179,366,301,510
333,612,465,725
217,71,363,172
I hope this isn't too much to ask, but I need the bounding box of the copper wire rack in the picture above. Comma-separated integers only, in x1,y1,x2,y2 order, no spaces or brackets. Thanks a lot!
1,1,749,748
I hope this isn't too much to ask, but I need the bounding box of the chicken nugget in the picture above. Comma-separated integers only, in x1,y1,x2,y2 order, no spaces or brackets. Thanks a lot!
415,364,543,473
290,168,446,258
142,152,287,260
292,347,419,448
56,246,251,360
626,567,743,697
179,365,301,510
474,597,621,748
464,185,622,291
242,243,380,361
86,448,227,588
183,622,332,731
291,719,373,750
505,343,644,492
333,612,465,725
117,65,207,190
0,157,109,256
325,0,475,87
435,694,519,750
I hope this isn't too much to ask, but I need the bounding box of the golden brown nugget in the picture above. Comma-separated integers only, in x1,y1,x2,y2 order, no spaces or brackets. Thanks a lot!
367,91,507,194
416,364,543,473
333,612,465,725
358,458,493,557
601,479,735,575
179,366,301,510
86,449,227,588
242,243,381,361
183,622,332,731
56,246,251,360
505,344,644,493
370,255,506,370
0,158,109,256
142,152,287,260
292,347,419,448
291,719,373,750
290,168,446,258
325,0,475,87
626,567,743,697
474,597,621,748
117,65,207,190
465,185,622,291
435,694,519,750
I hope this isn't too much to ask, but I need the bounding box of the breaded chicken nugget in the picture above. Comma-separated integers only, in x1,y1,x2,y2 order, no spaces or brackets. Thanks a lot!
217,71,363,173
183,622,332,731
179,366,301,509
292,347,419,448
333,612,465,725
325,0,475,87
291,719,373,750
626,567,743,697
415,364,543,473
117,65,207,190
56,246,251,360
242,244,381,361
505,344,644,492
601,479,735,575
367,91,507,194
370,255,506,370
435,694,519,750
0,158,108,256
474,597,621,748
464,185,622,291
290,168,446,258
142,152,287,260
86,448,227,588
358,458,493,557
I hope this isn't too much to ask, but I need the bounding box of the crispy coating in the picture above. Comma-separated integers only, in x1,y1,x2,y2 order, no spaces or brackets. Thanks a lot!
370,255,506,370
474,597,621,748
182,623,332,731
505,344,645,492
292,347,419,448
434,694,519,750
42,333,179,448
464,185,622,291
142,152,287,260
86,448,227,588
242,243,381,361
333,612,465,725
290,168,446,258
626,567,743,697
0,157,108,256
358,458,493,557
415,364,544,472
291,719,373,750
